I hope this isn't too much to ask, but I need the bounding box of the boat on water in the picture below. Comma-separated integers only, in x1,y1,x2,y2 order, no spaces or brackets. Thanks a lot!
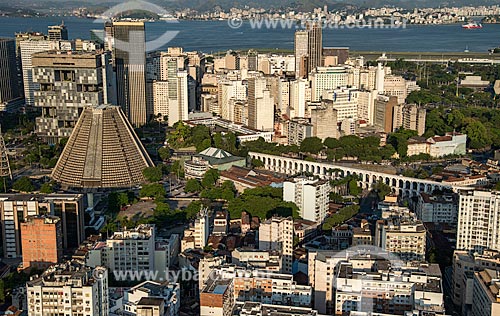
462,22,483,29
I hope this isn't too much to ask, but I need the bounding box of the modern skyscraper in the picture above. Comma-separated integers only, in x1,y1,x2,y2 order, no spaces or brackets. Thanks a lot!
21,215,63,270
374,95,398,133
152,56,189,126
306,22,322,73
0,38,23,111
48,22,68,40
15,32,46,96
110,21,148,126
247,76,274,131
51,105,154,189
19,39,67,106
32,50,115,143
294,30,308,78
247,49,258,71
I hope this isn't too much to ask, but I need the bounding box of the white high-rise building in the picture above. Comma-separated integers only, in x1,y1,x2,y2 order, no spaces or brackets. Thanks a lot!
375,62,385,92
258,216,294,273
153,72,188,126
283,177,330,223
457,190,500,253
384,75,409,104
194,207,210,249
98,224,155,274
359,66,377,91
26,260,109,316
309,66,348,102
334,257,444,316
151,54,189,126
289,78,308,118
358,90,377,124
294,31,308,78
322,87,359,121
248,77,274,131
218,80,246,121
277,79,290,113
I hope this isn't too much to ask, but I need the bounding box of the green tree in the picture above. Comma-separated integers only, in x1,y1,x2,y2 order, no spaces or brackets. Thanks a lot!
251,158,264,168
348,179,362,196
142,166,163,182
40,182,54,194
185,179,203,193
12,177,34,192
185,200,203,219
202,169,220,188
117,192,129,207
197,138,212,152
167,122,191,148
373,181,391,200
387,129,417,158
227,186,299,220
464,120,491,149
158,147,171,161
324,137,340,149
100,221,117,237
140,183,166,199
153,202,171,223
300,137,323,154
170,160,185,178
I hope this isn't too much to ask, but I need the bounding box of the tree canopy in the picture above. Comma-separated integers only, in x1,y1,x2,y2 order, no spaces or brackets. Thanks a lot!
139,183,166,200
227,186,300,220
12,177,34,193
142,166,163,182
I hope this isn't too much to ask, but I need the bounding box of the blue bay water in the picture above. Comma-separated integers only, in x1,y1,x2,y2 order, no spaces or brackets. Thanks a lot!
1,16,499,53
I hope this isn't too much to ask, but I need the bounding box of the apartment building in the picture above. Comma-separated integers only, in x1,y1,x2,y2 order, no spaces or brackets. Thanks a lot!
452,250,500,315
375,208,427,261
457,190,500,252
258,216,294,274
26,260,108,316
200,265,312,316
231,248,282,272
86,225,155,279
334,259,444,315
233,302,319,316
122,281,180,316
321,87,359,121
414,192,458,225
308,251,344,314
283,177,330,223
471,269,500,316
